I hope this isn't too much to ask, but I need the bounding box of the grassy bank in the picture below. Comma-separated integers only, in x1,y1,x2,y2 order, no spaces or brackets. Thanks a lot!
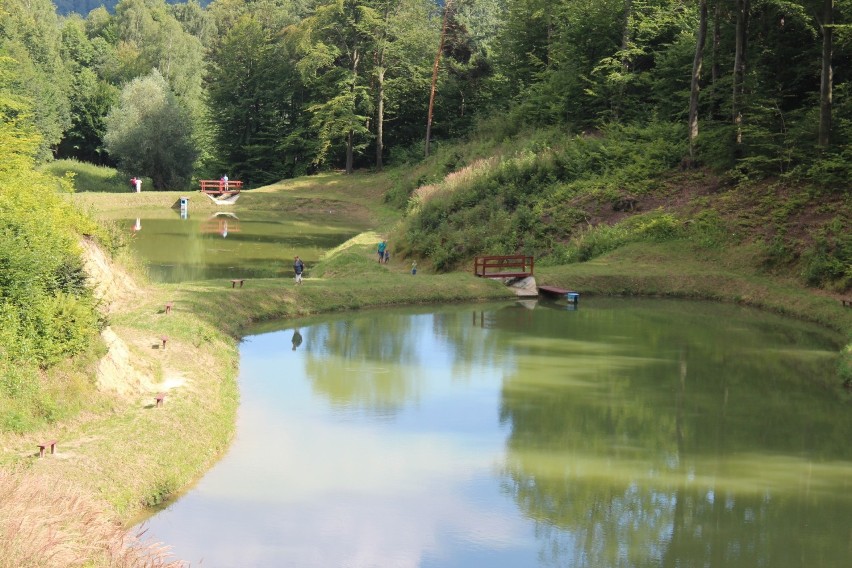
539,242,852,337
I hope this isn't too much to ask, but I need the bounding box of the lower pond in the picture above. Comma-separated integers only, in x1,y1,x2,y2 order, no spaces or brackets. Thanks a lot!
138,299,852,567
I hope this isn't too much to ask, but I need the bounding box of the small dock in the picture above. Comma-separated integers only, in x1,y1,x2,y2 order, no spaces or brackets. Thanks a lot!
538,285,579,303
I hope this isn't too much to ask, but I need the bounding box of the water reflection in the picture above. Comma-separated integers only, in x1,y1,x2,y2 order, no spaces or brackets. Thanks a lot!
119,210,364,282
139,300,852,567
497,300,851,567
201,212,240,239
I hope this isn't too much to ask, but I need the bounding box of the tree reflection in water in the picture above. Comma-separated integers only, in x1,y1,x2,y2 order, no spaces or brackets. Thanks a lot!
496,300,851,567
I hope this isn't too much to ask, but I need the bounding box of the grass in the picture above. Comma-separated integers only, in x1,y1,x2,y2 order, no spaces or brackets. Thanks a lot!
537,241,852,338
41,159,136,194
0,470,183,567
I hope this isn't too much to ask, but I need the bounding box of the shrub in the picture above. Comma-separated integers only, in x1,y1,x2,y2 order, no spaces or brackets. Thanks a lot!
800,224,852,290
1,95,103,432
399,122,688,269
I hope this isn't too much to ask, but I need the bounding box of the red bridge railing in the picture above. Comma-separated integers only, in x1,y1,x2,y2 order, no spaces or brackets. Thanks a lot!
199,179,244,194
474,255,534,278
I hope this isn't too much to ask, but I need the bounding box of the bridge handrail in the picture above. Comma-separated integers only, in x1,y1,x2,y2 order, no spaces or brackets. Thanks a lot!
474,255,534,278
199,179,244,192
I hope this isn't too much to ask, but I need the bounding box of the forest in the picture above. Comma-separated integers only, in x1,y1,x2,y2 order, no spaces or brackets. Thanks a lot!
2,0,849,187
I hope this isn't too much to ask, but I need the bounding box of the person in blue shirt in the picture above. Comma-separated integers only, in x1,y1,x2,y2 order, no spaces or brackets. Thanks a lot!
377,240,387,263
293,256,305,284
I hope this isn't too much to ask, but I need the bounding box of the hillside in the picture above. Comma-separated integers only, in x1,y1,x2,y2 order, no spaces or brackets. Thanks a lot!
392,126,851,298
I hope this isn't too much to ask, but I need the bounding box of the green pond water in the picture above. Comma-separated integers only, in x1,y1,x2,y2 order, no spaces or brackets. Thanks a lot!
137,299,852,567
117,209,364,282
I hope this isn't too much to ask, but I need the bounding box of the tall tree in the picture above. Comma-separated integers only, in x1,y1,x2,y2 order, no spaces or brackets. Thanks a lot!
365,0,436,169
0,0,73,158
294,0,372,173
207,14,307,183
425,0,452,157
103,69,198,188
688,0,709,161
58,15,119,163
818,0,834,146
732,0,749,144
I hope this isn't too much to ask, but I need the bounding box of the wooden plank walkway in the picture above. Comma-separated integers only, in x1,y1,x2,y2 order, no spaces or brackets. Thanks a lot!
538,285,579,303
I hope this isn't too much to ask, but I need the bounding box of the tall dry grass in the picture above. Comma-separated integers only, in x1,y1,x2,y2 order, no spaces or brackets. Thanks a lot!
410,157,497,210
0,470,185,568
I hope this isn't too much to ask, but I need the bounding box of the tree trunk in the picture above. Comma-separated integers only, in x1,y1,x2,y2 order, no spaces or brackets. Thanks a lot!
346,131,354,173
688,0,708,161
425,0,452,158
347,48,360,175
615,0,633,119
732,0,749,145
819,0,834,147
376,66,385,170
712,1,720,87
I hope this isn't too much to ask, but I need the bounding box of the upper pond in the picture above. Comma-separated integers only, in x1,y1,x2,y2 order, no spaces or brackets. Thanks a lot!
116,208,364,282
138,298,852,567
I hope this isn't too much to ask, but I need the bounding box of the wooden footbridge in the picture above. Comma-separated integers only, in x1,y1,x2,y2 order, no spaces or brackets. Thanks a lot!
473,255,534,278
474,255,579,303
199,179,243,196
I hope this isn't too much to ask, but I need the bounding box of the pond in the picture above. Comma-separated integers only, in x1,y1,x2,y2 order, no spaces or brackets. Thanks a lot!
137,299,852,567
118,209,364,282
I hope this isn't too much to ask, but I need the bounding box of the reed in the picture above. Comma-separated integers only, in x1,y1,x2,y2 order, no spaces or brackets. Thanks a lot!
0,470,184,567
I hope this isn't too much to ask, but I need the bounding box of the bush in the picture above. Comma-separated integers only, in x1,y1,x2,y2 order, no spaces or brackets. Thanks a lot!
800,224,852,290
399,123,687,270
1,97,103,432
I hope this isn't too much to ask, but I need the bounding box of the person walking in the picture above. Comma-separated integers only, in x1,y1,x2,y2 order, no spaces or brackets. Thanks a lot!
377,239,387,263
411,260,417,275
293,255,305,284
134,177,142,192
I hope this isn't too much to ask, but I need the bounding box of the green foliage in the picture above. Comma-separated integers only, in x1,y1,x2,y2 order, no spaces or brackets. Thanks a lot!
58,16,119,164
682,210,729,248
205,14,305,184
800,221,852,290
41,159,128,193
553,212,684,264
103,69,198,189
0,0,73,158
399,123,686,270
293,0,377,171
0,89,103,432
840,343,852,387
